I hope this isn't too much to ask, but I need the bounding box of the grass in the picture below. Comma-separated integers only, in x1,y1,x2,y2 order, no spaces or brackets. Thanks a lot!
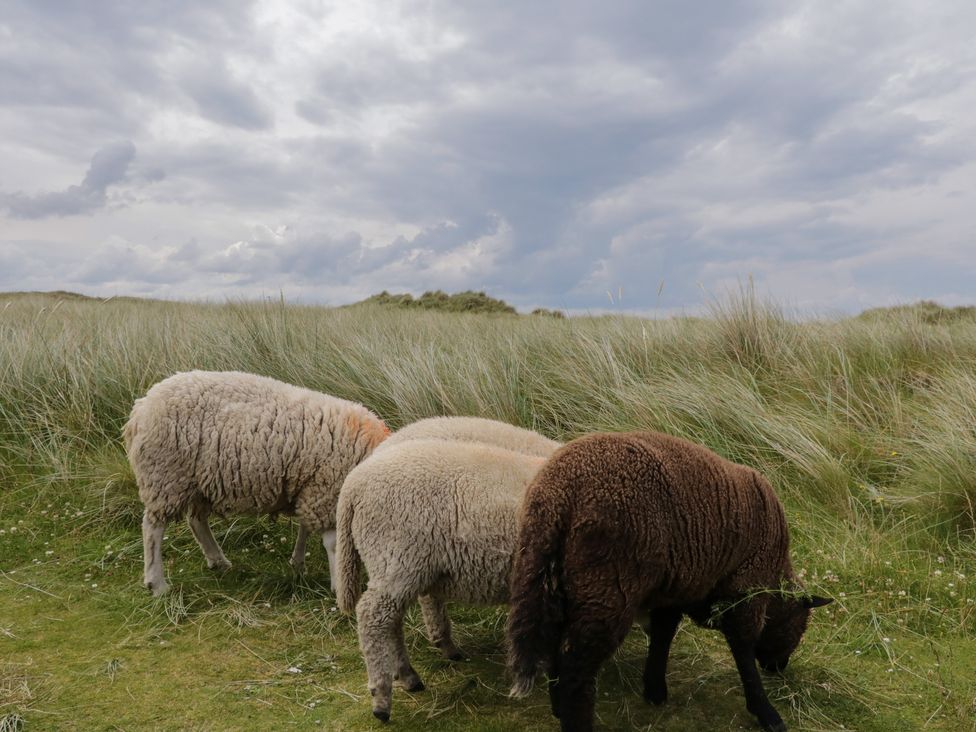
1,291,975,730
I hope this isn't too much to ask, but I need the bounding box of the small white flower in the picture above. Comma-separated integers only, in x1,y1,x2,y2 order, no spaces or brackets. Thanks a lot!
937,556,945,564
287,667,302,674
45,550,54,556
91,583,98,588
934,570,943,577
882,637,891,643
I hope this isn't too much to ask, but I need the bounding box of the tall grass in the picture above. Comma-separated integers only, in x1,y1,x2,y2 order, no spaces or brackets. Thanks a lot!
2,291,974,530
1,291,975,730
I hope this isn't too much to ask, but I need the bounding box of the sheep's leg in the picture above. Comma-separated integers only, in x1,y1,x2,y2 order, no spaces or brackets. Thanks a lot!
356,587,408,722
142,511,169,596
642,608,682,705
552,622,619,732
546,650,561,718
392,621,425,692
186,502,231,570
552,581,635,732
322,529,337,592
418,595,464,661
721,603,786,732
290,524,309,572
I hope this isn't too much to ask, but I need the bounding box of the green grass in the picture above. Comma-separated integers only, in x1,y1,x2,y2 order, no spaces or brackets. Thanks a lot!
1,291,975,730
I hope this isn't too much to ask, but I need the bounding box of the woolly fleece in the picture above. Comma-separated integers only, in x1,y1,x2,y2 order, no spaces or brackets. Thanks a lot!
376,416,560,457
507,431,824,732
125,370,388,593
335,438,545,721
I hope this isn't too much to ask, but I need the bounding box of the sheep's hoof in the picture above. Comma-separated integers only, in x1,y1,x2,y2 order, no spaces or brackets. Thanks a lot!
756,710,787,732
439,644,466,662
207,558,232,571
146,581,169,596
643,683,667,705
372,709,390,723
404,679,425,693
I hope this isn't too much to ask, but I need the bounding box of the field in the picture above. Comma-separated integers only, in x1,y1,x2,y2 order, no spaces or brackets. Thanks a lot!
1,291,974,731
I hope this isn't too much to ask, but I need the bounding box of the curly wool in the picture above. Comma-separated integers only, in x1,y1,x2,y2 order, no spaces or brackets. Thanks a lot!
126,370,389,593
507,431,822,732
376,416,561,458
335,438,546,722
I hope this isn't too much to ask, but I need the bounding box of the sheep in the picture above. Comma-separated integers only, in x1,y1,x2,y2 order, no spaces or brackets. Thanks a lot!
335,438,547,722
124,370,390,596
507,431,832,732
377,415,561,458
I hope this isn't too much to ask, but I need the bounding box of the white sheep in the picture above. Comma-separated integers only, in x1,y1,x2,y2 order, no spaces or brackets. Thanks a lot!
335,438,547,722
124,370,390,596
354,414,560,663
377,415,560,458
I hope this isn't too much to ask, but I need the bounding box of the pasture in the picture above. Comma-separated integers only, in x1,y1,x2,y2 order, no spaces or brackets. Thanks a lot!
1,292,974,731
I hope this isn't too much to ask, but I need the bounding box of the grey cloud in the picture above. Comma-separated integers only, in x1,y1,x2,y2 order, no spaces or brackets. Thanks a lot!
180,62,274,131
1,141,137,218
3,0,976,312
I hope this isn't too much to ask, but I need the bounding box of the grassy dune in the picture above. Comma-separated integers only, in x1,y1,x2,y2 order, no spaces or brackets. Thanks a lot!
1,292,974,731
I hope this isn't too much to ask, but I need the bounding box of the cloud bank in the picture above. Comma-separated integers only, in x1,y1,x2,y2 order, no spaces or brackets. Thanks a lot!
2,0,975,312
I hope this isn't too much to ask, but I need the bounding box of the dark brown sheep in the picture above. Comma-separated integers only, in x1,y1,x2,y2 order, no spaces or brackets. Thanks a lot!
507,431,831,732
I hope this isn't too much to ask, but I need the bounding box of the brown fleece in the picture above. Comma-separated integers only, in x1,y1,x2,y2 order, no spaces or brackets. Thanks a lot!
507,431,827,732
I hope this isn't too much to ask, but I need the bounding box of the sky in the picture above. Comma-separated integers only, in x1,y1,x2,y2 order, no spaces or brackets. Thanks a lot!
2,0,975,314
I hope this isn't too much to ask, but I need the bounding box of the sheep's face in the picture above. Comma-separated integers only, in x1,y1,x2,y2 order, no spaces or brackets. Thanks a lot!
756,594,832,673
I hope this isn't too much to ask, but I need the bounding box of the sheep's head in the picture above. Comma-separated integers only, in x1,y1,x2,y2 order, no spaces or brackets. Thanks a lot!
755,592,832,673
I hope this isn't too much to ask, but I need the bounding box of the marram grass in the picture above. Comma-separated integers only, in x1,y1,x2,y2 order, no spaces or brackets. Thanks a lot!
0,292,974,731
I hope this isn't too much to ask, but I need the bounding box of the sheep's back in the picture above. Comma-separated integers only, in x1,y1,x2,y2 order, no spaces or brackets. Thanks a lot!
343,439,544,604
377,416,560,458
535,431,791,605
128,371,386,516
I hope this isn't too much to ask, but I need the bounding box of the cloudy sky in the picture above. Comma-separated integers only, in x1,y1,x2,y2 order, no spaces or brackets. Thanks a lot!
2,1,975,313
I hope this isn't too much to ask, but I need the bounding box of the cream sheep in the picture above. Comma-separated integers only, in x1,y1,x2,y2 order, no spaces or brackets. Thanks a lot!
377,416,561,458
335,438,546,722
124,370,389,596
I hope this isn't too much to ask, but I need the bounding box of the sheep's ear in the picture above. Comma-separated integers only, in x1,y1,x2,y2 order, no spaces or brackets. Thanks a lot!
802,595,833,609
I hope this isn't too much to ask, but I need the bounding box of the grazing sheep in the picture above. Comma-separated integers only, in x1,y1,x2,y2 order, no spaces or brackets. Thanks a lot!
377,416,561,458
336,439,546,722
124,370,389,596
507,431,832,732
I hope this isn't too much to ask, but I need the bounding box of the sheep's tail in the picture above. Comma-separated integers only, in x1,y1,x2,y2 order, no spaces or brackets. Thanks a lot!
122,397,145,455
335,487,362,614
507,481,568,698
